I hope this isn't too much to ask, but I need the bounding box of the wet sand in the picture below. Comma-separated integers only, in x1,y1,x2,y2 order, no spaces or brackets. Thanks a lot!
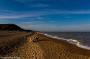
0,32,90,59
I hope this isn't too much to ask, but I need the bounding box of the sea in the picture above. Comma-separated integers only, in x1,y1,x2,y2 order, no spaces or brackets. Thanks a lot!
42,32,90,50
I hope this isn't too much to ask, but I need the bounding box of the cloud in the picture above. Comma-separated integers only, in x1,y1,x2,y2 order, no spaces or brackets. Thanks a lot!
0,10,90,19
52,10,90,14
0,10,45,19
0,14,33,19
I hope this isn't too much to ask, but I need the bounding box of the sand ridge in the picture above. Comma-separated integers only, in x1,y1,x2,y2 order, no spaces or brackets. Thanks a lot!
0,32,90,59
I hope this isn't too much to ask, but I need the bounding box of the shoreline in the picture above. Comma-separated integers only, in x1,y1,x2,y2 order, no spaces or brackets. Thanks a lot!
40,32,90,50
0,31,90,59
32,32,90,59
36,32,90,54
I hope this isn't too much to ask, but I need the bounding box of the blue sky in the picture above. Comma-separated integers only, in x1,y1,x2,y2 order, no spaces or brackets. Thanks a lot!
0,0,90,31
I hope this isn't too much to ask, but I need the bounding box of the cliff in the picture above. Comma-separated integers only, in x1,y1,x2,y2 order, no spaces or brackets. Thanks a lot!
0,24,33,32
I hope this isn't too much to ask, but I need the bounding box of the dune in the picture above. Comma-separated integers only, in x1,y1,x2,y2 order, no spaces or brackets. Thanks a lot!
0,32,89,59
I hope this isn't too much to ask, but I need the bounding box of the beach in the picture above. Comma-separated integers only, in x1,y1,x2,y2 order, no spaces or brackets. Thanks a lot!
0,32,90,59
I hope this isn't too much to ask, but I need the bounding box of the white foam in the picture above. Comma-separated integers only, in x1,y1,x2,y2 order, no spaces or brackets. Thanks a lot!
42,33,90,50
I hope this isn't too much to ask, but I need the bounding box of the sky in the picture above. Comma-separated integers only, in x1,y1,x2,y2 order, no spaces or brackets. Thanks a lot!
0,0,90,31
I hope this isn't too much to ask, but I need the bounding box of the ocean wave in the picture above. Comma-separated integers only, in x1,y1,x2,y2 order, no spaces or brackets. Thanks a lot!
42,33,90,50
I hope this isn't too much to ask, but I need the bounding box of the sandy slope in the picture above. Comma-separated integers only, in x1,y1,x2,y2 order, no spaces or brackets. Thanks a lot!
0,32,90,59
5,41,44,59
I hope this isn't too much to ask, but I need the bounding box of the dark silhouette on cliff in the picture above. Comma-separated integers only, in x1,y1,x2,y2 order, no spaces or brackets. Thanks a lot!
0,24,33,32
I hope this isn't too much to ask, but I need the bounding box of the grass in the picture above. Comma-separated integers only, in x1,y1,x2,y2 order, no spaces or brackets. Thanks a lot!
0,32,90,59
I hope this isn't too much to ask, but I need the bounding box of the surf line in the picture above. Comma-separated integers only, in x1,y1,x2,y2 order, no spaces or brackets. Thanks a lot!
42,33,90,50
